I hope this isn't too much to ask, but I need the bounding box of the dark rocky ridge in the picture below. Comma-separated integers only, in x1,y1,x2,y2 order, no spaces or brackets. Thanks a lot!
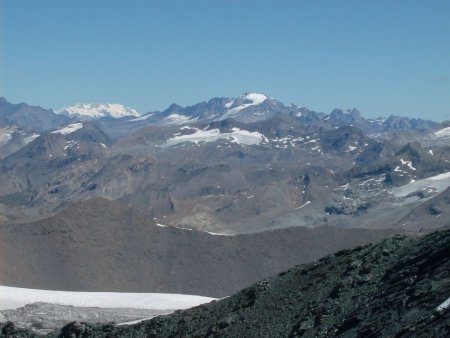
11,227,448,337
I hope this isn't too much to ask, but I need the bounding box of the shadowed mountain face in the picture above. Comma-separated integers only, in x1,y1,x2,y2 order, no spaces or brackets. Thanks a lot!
23,228,448,338
0,97,70,132
0,198,397,298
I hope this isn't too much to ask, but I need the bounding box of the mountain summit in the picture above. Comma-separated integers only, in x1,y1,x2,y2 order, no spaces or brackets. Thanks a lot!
57,103,140,120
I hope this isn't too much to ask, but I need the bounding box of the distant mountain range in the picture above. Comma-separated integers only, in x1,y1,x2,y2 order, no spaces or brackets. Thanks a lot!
0,94,441,133
0,94,449,233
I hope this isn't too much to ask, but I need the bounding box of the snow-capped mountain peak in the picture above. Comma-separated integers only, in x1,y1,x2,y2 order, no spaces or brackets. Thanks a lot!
220,92,268,119
57,103,141,120
239,92,268,104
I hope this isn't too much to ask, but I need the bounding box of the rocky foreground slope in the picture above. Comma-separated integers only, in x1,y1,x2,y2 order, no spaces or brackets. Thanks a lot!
4,228,449,337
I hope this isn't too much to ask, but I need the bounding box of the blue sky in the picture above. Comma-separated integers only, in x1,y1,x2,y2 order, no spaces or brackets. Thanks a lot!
1,1,449,120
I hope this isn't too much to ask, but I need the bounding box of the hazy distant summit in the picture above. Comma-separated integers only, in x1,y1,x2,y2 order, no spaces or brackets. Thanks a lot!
57,103,140,120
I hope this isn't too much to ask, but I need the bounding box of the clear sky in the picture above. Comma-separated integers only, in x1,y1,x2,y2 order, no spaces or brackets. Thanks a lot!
1,0,449,120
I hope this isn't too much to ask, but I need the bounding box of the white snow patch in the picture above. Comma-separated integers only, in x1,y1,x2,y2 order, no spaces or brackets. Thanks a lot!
242,92,267,104
428,172,450,181
400,158,416,171
165,128,265,146
359,178,375,186
163,114,196,125
224,99,235,108
229,128,266,145
64,140,78,150
391,172,450,197
220,93,267,119
51,123,83,135
434,127,450,138
0,128,13,144
294,201,311,209
367,133,384,138
436,297,450,313
205,231,231,236
0,285,215,311
334,183,350,191
117,317,154,326
130,113,154,122
23,133,40,144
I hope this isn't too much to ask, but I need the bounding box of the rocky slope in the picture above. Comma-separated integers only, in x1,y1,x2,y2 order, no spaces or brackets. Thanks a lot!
9,227,447,337
0,198,397,298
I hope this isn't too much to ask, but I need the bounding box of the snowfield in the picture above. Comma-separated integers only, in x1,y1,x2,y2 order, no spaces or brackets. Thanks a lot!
220,92,268,119
0,128,13,145
0,285,215,311
434,127,450,138
57,103,140,119
51,123,83,135
163,113,197,125
23,133,40,144
391,172,450,197
130,113,154,122
436,296,450,312
165,127,266,146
